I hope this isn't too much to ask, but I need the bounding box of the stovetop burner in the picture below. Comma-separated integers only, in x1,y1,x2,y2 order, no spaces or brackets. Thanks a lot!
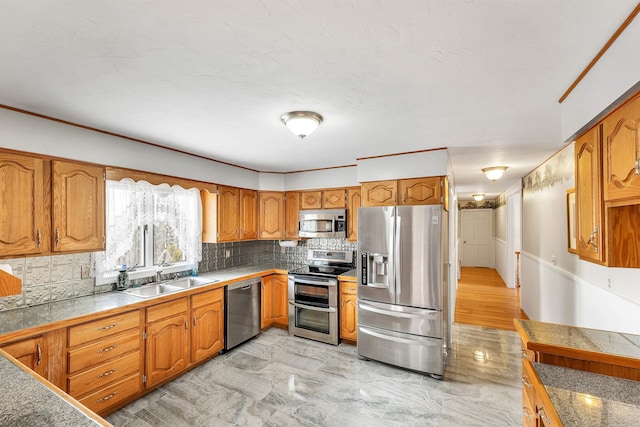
289,249,355,278
289,265,353,277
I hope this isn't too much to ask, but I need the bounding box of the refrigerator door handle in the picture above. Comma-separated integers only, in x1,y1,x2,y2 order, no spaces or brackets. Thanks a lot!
387,206,396,301
394,212,401,300
359,302,440,319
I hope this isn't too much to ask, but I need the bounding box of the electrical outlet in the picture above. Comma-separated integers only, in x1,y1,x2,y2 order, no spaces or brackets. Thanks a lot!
607,277,613,290
225,249,231,259
80,265,91,279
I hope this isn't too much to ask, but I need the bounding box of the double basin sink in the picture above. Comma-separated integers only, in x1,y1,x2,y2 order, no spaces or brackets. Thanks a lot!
122,276,219,298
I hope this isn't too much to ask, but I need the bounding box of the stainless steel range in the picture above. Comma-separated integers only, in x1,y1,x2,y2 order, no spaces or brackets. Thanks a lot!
288,249,355,345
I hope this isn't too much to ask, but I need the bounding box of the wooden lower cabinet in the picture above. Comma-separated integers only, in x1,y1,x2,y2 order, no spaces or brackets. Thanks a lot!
66,310,143,416
522,359,562,426
339,281,357,342
0,335,47,376
145,298,190,388
191,288,224,363
262,274,288,329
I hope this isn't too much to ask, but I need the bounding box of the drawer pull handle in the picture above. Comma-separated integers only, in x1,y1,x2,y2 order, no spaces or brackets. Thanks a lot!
97,344,118,354
522,407,533,419
97,368,118,378
538,407,551,424
345,287,356,291
521,349,532,360
521,376,532,388
97,323,118,331
96,391,118,403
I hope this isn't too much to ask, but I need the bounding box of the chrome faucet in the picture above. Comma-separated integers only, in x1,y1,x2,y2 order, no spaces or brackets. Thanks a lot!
156,268,162,283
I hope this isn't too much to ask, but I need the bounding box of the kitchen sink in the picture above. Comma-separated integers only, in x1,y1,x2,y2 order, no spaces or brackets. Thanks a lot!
122,283,185,298
169,277,219,288
121,277,219,298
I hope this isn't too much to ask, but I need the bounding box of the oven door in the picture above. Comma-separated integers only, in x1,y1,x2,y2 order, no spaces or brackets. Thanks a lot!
288,302,339,345
288,274,339,345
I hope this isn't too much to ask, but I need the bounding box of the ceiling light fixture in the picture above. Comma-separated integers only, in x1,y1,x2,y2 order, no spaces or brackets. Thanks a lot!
482,166,508,181
473,194,485,201
280,111,323,139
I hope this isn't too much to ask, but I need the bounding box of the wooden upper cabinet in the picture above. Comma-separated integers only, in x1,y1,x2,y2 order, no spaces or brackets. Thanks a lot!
52,160,105,252
361,180,397,207
602,93,640,202
0,152,47,257
399,177,442,205
575,126,605,264
259,192,285,239
240,189,258,240
322,189,346,208
300,189,346,209
217,186,239,242
346,187,361,241
200,189,217,243
284,191,300,239
300,191,322,209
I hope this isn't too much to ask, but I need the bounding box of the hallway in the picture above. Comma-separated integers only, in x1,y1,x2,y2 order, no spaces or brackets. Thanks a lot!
454,267,527,331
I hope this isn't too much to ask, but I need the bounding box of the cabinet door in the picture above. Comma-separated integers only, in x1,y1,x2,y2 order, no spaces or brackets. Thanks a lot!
272,274,289,327
361,180,397,206
52,160,105,252
0,153,46,256
300,191,322,209
340,283,358,341
261,276,274,329
284,191,300,239
346,187,361,242
217,186,240,242
602,93,640,201
1,335,46,376
575,127,605,263
200,189,218,243
323,189,346,208
259,192,285,239
240,189,258,240
145,312,189,387
191,289,224,363
399,177,442,205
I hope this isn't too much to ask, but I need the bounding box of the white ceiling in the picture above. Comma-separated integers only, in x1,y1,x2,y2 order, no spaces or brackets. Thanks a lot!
0,1,637,200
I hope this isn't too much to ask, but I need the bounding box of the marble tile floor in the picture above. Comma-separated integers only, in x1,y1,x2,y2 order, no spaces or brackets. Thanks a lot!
106,324,523,427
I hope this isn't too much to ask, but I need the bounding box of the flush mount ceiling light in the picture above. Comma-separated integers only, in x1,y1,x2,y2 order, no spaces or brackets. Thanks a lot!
482,166,508,181
473,194,485,201
281,111,323,139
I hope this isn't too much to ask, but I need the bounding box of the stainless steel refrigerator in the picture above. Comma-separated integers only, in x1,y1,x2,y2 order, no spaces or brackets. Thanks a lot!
357,205,449,379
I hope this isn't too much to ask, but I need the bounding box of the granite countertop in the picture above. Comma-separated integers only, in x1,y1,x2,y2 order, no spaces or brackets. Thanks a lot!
0,262,296,338
0,263,297,425
516,319,640,362
534,363,640,426
0,355,107,426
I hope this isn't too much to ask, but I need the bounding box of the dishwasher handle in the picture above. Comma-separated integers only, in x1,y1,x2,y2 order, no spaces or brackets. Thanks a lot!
227,279,261,291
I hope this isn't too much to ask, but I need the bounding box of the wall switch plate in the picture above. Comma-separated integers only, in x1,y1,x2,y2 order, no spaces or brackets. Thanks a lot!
607,277,613,290
80,265,91,279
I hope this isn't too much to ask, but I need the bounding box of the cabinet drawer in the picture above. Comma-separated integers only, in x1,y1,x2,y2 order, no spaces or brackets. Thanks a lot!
78,373,141,414
340,282,357,295
69,311,140,347
147,297,188,323
522,360,536,409
68,351,140,398
192,288,223,309
68,329,140,374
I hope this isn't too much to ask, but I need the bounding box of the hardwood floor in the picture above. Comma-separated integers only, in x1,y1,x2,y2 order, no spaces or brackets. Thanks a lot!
454,267,528,331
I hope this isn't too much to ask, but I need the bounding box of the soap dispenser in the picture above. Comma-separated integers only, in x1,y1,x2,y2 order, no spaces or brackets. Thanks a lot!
117,265,130,290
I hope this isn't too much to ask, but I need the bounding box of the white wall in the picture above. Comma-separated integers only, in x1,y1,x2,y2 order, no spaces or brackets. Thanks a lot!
284,166,358,190
521,143,640,334
0,108,261,189
357,149,448,182
561,15,640,141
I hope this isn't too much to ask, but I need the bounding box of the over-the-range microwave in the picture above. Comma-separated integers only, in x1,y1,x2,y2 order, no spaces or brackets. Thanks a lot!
298,209,347,238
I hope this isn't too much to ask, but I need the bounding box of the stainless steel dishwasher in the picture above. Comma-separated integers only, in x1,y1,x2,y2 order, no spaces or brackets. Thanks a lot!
225,278,261,350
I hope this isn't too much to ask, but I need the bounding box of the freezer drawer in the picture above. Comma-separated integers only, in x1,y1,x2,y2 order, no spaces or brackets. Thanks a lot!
358,300,442,338
357,325,444,377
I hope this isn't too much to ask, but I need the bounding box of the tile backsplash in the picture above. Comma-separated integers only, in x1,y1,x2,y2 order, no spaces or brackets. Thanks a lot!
0,238,357,313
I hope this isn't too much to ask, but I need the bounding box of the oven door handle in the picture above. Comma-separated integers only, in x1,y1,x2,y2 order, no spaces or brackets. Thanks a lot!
289,302,337,313
291,277,337,287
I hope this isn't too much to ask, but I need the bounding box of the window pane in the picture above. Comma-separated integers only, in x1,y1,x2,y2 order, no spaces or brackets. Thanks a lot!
153,222,186,264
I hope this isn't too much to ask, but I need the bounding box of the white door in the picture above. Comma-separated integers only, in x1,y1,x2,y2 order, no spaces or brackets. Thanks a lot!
460,209,493,267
